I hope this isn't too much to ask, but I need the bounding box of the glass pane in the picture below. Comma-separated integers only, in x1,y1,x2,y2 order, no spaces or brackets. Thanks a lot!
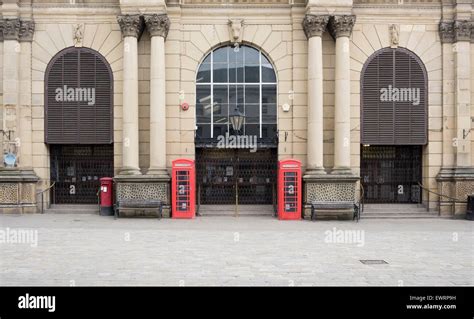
262,104,277,123
197,63,211,83
245,104,259,123
213,103,228,119
213,63,228,82
213,124,228,137
245,86,259,103
202,53,211,64
229,85,244,104
262,64,276,83
196,86,211,123
261,54,271,65
262,85,277,104
229,63,244,83
245,65,259,83
213,85,228,104
196,124,211,139
245,124,260,137
230,45,244,63
262,124,277,139
244,46,260,64
213,47,229,63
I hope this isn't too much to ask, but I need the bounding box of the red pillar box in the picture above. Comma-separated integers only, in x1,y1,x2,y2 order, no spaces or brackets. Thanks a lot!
99,177,114,216
172,159,196,219
277,159,302,220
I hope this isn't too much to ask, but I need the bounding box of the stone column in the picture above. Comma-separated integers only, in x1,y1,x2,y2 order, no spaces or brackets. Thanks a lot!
329,15,355,174
453,20,472,167
117,14,143,175
144,14,170,178
302,15,329,175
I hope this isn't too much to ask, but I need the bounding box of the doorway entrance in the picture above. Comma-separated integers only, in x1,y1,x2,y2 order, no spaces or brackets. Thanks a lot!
196,148,277,205
360,145,422,203
50,145,114,204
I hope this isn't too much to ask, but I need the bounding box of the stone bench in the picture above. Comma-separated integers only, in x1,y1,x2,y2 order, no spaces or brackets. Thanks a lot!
310,201,359,221
115,199,163,219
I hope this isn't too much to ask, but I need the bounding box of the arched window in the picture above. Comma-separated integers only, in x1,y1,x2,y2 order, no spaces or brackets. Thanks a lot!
195,45,277,145
361,47,427,145
45,47,113,144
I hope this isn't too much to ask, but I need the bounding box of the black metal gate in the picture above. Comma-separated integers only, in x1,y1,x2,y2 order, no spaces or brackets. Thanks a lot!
360,145,422,203
50,145,114,204
196,148,277,205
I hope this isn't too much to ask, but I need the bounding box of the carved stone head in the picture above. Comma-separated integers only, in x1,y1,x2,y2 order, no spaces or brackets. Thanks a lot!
228,19,244,43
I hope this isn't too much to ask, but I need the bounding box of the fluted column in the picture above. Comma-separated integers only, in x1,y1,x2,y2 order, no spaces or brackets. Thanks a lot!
452,20,472,167
144,14,170,177
329,15,355,174
117,14,143,175
302,15,329,175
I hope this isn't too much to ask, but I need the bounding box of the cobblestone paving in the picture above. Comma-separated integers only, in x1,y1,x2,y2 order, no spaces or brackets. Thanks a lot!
0,214,472,286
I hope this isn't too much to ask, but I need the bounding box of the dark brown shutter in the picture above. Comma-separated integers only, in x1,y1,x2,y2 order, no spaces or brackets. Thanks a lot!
45,47,113,144
361,48,427,145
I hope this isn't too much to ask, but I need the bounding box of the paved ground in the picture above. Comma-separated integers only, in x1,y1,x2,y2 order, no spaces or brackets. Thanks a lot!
0,213,472,286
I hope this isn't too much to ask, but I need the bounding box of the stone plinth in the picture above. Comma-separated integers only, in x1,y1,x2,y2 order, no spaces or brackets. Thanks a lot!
0,169,39,214
436,167,474,218
303,173,359,220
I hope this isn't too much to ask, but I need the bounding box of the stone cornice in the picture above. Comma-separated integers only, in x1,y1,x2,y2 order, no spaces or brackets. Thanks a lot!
144,14,170,39
117,14,144,38
328,15,356,38
302,14,329,39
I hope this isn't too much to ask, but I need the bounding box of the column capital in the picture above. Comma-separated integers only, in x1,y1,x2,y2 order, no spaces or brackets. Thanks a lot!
453,20,472,42
19,20,35,42
117,14,144,38
328,15,356,39
2,18,21,41
302,14,329,39
439,21,455,43
144,14,170,39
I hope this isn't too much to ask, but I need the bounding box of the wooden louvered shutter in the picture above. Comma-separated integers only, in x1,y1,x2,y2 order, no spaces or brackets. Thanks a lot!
45,47,113,144
361,48,427,145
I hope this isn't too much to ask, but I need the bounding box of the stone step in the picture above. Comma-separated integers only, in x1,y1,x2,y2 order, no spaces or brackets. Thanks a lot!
361,214,440,219
363,204,428,213
198,205,274,216
45,204,99,214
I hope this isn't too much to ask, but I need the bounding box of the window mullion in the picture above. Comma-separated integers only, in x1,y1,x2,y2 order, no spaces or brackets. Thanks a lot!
210,51,214,139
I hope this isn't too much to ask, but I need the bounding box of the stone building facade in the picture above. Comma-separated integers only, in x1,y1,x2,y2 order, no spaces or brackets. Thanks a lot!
0,0,473,218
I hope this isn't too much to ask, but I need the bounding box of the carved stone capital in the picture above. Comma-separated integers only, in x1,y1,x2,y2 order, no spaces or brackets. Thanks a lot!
117,14,144,38
2,18,21,41
302,15,329,39
19,20,35,42
328,15,356,39
453,20,471,42
439,21,455,43
144,14,170,39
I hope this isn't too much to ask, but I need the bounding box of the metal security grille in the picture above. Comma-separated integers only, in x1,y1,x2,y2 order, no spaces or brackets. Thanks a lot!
361,48,427,145
50,145,114,204
196,148,277,204
45,47,113,144
360,145,422,203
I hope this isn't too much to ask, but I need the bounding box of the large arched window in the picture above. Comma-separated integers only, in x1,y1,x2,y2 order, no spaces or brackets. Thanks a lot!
195,45,277,145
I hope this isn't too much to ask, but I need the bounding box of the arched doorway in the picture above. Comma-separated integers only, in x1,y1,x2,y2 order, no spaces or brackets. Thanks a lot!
45,47,114,204
360,47,427,203
195,44,278,205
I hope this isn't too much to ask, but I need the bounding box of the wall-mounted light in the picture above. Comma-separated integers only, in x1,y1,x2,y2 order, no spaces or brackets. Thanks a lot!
282,103,290,112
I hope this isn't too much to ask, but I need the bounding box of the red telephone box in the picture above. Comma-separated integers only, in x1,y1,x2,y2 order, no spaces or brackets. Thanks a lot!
277,159,302,220
172,159,196,219
99,177,114,216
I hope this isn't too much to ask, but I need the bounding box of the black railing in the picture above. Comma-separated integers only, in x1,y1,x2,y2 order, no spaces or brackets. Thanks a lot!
35,181,56,214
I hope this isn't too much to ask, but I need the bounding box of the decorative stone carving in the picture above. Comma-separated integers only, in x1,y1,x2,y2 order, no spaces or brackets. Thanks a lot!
302,15,329,39
453,20,471,42
2,18,21,41
73,24,84,47
117,14,144,38
228,19,244,43
439,21,455,43
328,15,356,39
19,20,35,42
144,14,170,39
389,24,399,48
